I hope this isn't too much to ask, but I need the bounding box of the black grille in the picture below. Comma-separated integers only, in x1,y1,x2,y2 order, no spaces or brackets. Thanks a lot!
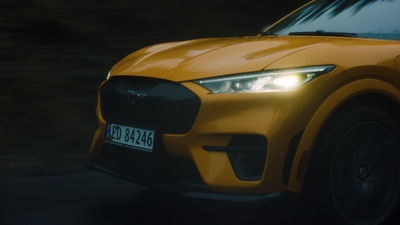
100,76,201,134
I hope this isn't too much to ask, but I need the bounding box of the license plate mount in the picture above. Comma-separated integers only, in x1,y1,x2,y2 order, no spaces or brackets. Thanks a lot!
105,123,156,153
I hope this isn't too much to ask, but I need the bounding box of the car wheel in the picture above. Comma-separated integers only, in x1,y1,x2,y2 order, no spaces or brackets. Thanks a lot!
309,105,400,225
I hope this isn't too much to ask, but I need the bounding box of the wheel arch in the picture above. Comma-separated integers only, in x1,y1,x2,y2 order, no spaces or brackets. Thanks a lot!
287,78,400,192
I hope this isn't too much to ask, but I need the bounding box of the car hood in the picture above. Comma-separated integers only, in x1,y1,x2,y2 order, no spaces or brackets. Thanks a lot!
110,36,331,82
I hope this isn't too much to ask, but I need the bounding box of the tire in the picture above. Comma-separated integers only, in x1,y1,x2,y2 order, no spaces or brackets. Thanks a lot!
309,106,400,225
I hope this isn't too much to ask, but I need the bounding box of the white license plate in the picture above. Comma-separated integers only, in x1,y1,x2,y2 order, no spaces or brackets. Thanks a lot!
105,123,155,152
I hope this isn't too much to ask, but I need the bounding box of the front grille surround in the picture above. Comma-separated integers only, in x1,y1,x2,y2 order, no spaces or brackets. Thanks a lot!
100,76,201,134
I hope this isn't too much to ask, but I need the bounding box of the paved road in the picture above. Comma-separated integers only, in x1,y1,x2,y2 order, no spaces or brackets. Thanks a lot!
0,170,313,225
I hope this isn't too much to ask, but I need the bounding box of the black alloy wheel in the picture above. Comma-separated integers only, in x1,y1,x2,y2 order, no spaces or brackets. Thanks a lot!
310,106,400,225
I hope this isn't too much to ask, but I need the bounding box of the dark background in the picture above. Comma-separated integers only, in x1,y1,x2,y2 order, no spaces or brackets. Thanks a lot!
0,0,308,179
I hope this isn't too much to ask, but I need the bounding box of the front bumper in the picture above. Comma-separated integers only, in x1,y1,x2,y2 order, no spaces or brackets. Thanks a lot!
87,150,291,203
90,77,318,194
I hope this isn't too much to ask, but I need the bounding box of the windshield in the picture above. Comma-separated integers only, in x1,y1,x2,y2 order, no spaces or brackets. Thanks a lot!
265,0,400,41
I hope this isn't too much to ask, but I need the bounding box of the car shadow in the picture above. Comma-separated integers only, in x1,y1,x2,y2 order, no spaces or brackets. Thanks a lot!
85,188,312,225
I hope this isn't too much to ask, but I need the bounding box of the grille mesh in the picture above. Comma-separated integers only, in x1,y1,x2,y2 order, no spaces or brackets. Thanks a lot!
100,76,200,134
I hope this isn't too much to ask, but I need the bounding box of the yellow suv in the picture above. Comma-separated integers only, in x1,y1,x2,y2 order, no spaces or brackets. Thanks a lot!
90,1,400,224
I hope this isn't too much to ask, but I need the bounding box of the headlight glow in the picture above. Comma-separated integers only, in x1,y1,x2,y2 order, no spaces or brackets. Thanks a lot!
194,65,335,94
106,71,111,80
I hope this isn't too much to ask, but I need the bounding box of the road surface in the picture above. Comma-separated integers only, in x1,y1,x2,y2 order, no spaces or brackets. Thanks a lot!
0,170,311,225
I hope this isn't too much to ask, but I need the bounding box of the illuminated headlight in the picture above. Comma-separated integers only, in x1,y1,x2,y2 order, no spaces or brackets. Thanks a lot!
106,71,111,80
194,65,335,94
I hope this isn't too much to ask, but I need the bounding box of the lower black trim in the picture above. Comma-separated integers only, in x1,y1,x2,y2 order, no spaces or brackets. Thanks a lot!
87,160,209,194
87,161,294,203
282,131,304,185
203,146,265,153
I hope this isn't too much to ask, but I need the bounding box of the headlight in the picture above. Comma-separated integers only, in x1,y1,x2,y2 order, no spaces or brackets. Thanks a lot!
194,65,335,94
106,71,111,80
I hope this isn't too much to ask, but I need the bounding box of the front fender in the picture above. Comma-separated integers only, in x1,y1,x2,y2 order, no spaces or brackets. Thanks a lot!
288,78,400,192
